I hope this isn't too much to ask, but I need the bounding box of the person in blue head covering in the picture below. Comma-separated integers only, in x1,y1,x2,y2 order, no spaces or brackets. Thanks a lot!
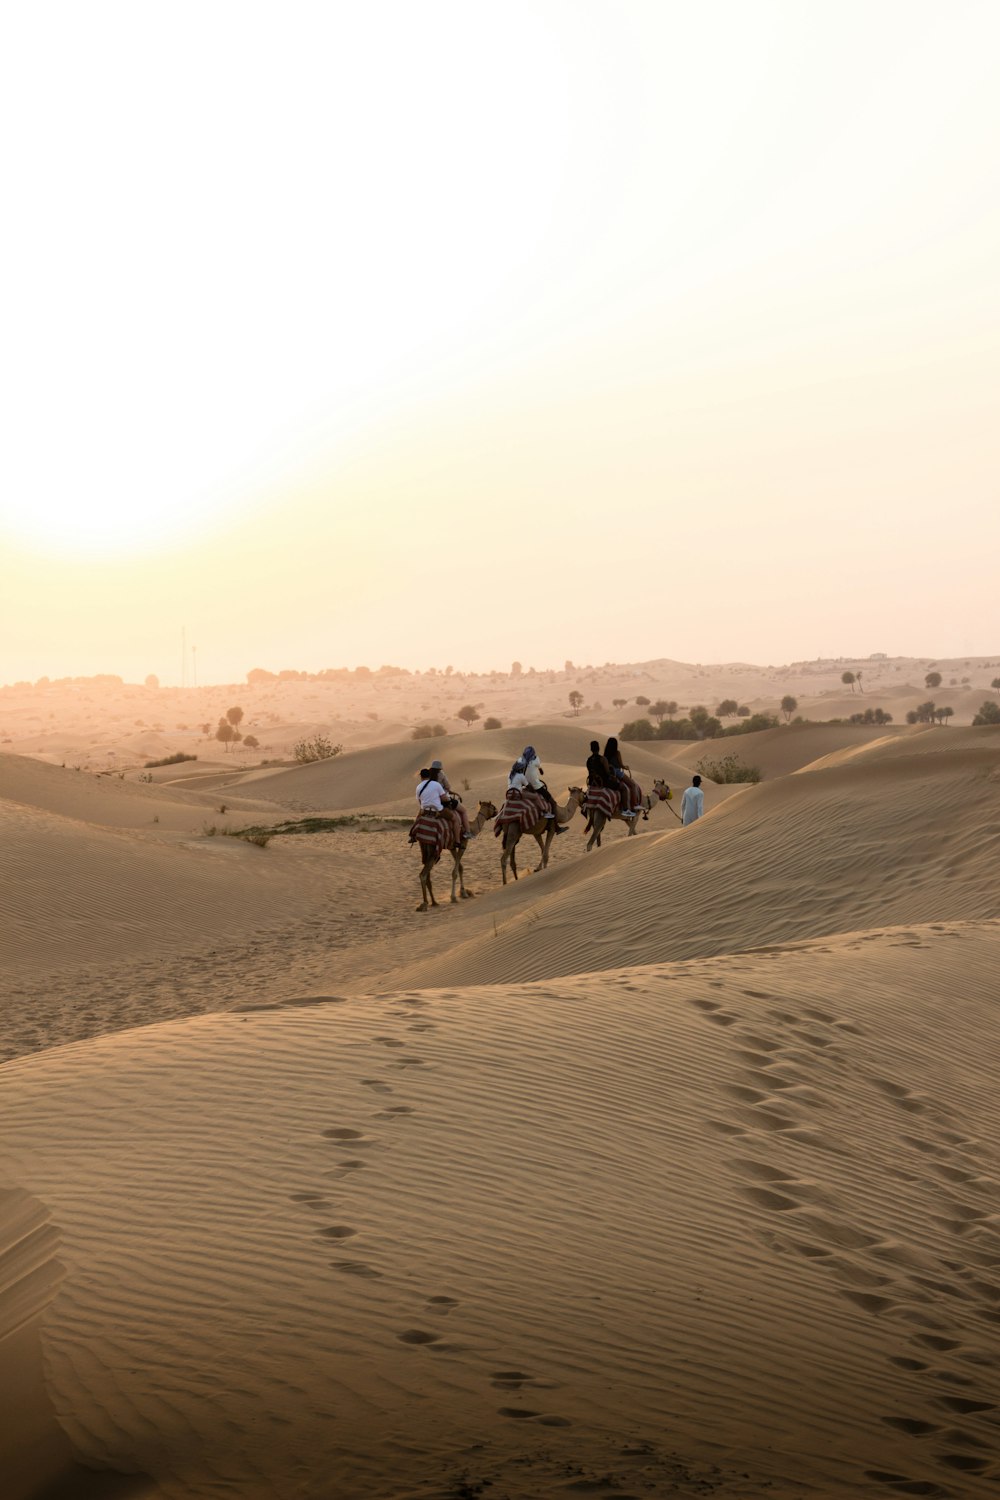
511,745,565,832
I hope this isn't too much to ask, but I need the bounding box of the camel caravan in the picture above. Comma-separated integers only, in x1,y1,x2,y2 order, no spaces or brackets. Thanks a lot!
409,741,675,909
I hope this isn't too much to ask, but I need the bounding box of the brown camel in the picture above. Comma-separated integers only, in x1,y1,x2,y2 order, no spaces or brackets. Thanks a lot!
416,799,498,912
584,779,673,851
500,788,585,885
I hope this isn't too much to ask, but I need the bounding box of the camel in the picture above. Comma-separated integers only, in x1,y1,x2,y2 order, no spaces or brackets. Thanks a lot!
499,788,586,885
584,779,673,851
416,799,498,912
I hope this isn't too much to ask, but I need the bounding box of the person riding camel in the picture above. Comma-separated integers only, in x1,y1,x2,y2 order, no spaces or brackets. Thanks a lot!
586,739,615,790
429,759,472,840
603,737,637,818
415,767,463,845
515,745,567,834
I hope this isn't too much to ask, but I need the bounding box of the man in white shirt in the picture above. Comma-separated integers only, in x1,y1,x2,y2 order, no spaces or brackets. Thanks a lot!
416,769,449,811
681,774,705,826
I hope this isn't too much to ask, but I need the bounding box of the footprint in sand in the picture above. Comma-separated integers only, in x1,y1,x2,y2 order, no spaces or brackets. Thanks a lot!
373,1036,405,1048
397,1329,441,1345
290,1193,329,1209
322,1127,375,1147
318,1224,358,1240
864,1469,950,1496
425,1295,459,1314
331,1260,382,1279
360,1078,393,1094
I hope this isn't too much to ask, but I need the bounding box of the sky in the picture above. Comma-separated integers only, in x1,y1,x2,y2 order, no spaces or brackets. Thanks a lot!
2,0,999,684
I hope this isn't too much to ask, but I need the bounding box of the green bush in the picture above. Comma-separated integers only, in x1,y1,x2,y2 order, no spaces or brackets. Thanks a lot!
620,717,656,741
696,753,761,784
144,751,198,768
973,700,1000,726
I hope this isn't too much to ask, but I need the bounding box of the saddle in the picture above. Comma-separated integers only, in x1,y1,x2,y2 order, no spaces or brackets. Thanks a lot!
493,788,548,836
409,809,456,857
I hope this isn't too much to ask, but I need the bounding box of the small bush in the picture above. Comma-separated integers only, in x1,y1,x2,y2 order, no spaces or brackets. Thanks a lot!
144,752,198,768
483,717,502,730
293,735,343,763
411,723,446,740
696,754,761,784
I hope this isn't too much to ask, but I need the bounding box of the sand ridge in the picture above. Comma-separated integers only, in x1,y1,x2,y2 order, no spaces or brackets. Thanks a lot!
2,719,1000,1496
4,925,1000,1496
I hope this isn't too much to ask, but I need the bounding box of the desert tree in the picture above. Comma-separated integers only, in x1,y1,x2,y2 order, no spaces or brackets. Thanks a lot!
243,734,259,749
226,706,244,729
215,719,238,752
612,698,627,709
925,671,942,690
938,706,954,725
483,716,502,730
650,699,669,724
992,677,1000,697
716,699,739,718
568,691,584,715
457,704,481,729
737,705,750,717
780,695,798,722
841,671,856,693
634,695,651,708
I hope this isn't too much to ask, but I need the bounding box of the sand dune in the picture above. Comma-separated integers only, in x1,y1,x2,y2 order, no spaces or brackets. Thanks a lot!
4,924,1000,1497
3,710,999,1496
0,795,324,978
226,722,695,814
388,730,1000,992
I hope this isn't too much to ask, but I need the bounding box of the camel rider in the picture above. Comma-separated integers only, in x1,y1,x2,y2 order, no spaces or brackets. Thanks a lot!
603,736,637,818
430,759,472,840
520,745,567,834
416,768,464,845
586,740,615,789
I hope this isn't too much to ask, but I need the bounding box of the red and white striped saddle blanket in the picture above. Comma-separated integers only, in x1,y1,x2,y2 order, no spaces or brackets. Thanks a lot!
583,785,623,818
493,788,548,836
409,810,456,856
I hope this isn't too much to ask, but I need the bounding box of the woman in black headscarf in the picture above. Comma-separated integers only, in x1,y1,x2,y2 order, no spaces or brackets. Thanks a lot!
603,737,637,818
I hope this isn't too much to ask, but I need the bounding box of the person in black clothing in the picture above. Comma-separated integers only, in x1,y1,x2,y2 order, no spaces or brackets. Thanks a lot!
603,736,637,818
586,740,615,789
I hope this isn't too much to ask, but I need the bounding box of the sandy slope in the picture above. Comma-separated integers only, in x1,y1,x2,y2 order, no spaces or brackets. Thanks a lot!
4,924,1000,1498
387,731,1000,992
2,721,999,1497
228,722,694,815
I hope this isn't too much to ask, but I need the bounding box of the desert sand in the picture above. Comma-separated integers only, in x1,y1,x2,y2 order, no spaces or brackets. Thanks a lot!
2,667,1000,1498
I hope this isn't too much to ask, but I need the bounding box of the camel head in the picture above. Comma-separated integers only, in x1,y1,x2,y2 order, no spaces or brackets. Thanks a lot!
478,799,499,818
568,786,585,806
653,780,671,800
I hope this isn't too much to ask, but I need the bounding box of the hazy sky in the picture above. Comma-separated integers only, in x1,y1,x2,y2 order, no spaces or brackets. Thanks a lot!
2,1,999,684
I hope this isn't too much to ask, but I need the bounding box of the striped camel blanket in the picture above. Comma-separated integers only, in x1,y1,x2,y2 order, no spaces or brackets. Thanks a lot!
409,810,456,857
493,788,548,837
582,785,623,819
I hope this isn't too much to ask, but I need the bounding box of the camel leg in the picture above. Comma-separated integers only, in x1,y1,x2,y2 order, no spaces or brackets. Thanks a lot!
417,852,433,911
586,814,603,852
535,829,551,872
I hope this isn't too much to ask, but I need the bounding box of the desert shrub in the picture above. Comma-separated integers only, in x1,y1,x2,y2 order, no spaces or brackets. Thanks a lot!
655,718,699,740
228,829,272,847
483,716,502,730
411,723,446,740
696,754,761,784
620,717,656,741
720,713,780,736
144,752,198,768
137,771,153,783
457,704,481,728
972,700,1000,726
293,735,343,763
